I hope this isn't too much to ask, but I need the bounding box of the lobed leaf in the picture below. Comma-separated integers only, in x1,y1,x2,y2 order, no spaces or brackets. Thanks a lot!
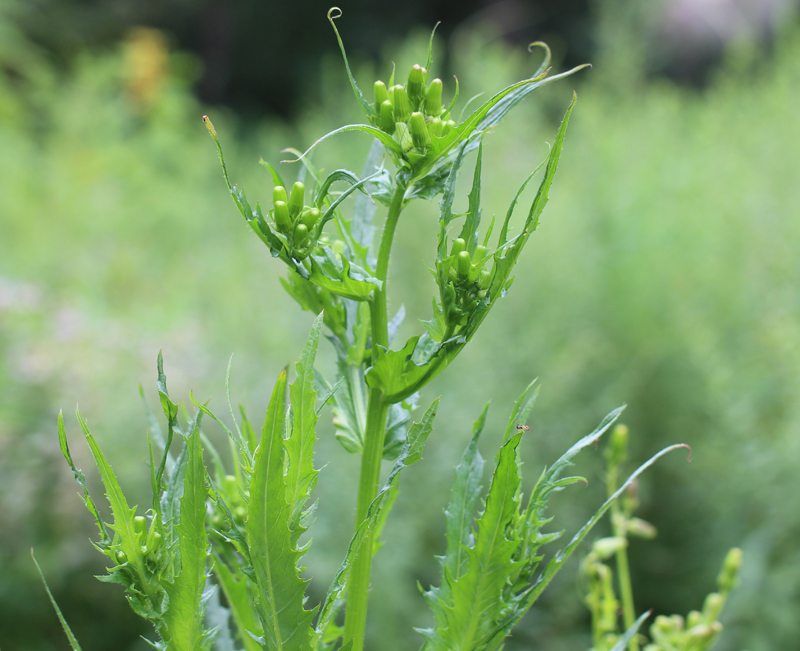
247,368,316,651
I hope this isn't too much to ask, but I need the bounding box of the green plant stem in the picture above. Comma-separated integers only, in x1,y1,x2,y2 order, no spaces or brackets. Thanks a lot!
608,467,638,651
343,181,406,651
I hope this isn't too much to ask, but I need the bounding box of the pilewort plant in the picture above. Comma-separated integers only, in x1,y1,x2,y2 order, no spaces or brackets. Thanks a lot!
41,8,740,651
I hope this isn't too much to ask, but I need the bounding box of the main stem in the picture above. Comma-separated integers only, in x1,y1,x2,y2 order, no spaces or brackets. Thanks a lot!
343,182,406,651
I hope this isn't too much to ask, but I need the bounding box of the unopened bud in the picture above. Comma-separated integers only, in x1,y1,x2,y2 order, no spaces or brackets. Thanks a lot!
605,423,629,465
234,505,247,522
717,547,743,592
425,78,443,116
392,85,412,123
688,622,721,643
627,517,657,539
451,238,466,257
149,531,162,553
443,119,456,136
430,116,444,137
273,185,287,206
591,536,627,560
409,112,431,150
703,592,724,621
222,474,238,497
134,516,147,535
115,550,128,564
686,610,703,629
374,80,390,114
332,239,346,255
473,245,488,264
394,122,413,151
456,251,471,279
274,200,292,233
380,100,395,133
288,182,305,219
293,223,309,248
300,207,321,230
478,267,492,291
407,64,427,106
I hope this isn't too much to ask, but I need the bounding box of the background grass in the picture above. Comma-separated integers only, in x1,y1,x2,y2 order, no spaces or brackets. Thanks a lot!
1,6,799,651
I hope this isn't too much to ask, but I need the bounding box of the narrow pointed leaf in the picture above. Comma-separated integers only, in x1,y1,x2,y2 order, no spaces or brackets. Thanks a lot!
32,551,84,651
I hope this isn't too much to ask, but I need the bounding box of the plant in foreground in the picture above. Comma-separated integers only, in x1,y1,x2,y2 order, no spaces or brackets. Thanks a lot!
39,8,738,651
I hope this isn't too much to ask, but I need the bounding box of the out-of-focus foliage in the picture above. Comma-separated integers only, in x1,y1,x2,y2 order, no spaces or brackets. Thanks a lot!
2,4,799,651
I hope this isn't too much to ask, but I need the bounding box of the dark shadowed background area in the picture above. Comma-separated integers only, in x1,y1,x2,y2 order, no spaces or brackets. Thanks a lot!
2,0,799,650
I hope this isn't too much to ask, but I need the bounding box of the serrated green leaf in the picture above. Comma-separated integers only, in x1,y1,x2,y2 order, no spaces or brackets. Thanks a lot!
213,554,262,651
32,550,84,651
164,413,212,651
285,315,322,529
443,403,488,579
429,432,525,651
457,140,483,252
500,379,539,446
77,408,141,568
307,248,381,301
58,411,109,544
248,368,315,651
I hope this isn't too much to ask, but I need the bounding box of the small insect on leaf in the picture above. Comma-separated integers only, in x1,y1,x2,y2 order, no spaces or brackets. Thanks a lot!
516,424,529,431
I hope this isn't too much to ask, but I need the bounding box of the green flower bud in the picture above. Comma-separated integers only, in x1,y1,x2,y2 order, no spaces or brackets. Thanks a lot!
274,200,292,233
332,239,346,255
605,423,629,466
457,250,471,279
688,623,721,643
442,119,456,136
686,610,703,629
451,237,466,257
234,505,247,522
478,267,492,291
134,515,147,535
591,536,627,560
394,122,413,151
300,207,321,230
294,223,309,248
430,116,444,137
273,185,287,206
380,99,395,133
425,78,443,116
222,474,238,497
115,550,128,564
407,64,427,106
374,80,390,114
392,85,412,123
473,245,489,263
409,112,431,150
288,182,305,219
627,517,657,539
148,531,162,553
702,592,724,621
717,547,743,592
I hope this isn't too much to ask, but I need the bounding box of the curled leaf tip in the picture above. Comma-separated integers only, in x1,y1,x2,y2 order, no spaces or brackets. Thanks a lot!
682,443,693,462
328,6,342,20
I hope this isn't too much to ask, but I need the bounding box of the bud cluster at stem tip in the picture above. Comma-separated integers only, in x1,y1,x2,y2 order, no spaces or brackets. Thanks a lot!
371,64,456,153
270,181,322,255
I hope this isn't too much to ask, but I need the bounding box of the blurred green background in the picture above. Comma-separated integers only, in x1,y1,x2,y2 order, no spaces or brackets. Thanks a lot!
2,0,799,649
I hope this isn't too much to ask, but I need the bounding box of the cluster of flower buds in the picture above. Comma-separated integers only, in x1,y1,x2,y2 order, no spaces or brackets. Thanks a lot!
443,237,493,326
113,514,162,566
371,64,456,154
211,474,249,536
271,181,322,258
